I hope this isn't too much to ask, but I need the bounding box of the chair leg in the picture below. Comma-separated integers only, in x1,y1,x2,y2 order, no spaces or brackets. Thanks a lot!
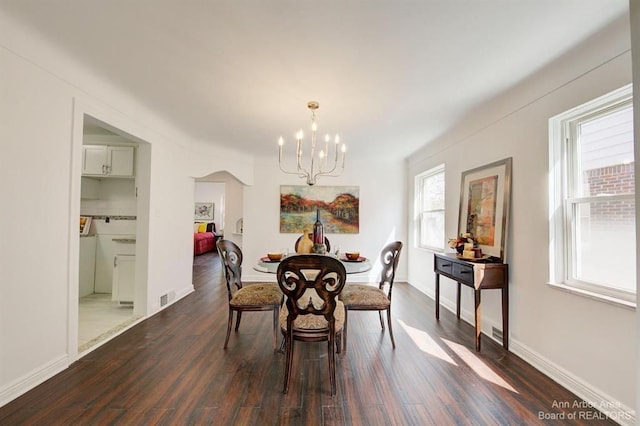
386,307,396,349
378,311,385,330
235,311,242,331
272,308,279,350
283,335,293,394
342,309,349,352
224,309,234,349
328,334,336,395
336,331,342,354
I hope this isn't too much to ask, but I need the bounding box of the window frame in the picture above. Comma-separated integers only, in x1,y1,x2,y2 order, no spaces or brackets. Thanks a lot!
415,164,445,251
548,84,635,307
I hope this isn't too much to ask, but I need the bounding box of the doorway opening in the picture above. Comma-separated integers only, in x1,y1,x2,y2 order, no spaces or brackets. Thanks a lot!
77,115,150,354
194,171,245,255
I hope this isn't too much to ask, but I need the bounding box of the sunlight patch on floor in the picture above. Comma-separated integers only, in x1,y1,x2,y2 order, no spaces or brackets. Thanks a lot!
398,319,457,365
442,338,518,393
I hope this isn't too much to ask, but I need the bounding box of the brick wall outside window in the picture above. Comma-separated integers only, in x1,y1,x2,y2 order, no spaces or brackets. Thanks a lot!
585,162,635,222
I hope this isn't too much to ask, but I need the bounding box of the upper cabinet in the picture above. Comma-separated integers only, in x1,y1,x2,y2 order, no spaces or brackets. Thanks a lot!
82,145,135,177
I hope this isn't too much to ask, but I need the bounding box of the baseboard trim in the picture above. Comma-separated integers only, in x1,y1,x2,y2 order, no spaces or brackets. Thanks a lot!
1,284,196,409
415,284,635,425
0,355,68,408
510,340,635,425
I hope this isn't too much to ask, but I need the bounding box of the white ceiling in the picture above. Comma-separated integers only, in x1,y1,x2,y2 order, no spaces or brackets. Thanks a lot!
2,1,629,160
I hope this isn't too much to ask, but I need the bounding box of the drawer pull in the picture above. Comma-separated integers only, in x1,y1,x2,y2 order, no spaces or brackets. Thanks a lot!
460,270,471,274
441,263,451,267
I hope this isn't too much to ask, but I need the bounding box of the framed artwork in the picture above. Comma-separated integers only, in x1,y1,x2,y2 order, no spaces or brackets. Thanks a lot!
458,157,512,261
194,202,214,220
280,185,359,234
80,216,92,235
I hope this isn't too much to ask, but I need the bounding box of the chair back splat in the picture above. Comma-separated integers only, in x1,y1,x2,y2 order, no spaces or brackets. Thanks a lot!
379,241,403,296
276,254,347,395
217,239,243,300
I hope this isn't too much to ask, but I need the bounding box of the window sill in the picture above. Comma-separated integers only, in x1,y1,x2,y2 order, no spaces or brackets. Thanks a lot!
416,246,446,254
547,282,636,310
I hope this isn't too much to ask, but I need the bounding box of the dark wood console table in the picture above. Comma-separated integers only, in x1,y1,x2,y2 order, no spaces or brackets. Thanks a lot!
433,253,509,351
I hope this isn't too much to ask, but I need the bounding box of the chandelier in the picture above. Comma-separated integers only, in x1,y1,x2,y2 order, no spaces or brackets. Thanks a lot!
278,101,346,186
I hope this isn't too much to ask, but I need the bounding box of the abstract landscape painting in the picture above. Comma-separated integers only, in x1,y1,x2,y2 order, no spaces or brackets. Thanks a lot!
280,185,359,234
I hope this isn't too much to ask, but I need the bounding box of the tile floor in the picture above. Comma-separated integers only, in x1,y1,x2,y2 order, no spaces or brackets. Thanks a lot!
78,293,140,353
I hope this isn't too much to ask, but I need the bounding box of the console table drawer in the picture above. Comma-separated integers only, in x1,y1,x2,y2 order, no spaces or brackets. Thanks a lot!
434,256,453,275
453,262,474,285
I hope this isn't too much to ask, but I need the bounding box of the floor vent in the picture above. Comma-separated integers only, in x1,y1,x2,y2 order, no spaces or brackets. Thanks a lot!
160,294,169,307
492,327,503,341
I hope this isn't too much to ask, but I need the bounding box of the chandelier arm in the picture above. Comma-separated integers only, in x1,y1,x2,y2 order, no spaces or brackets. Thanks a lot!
312,162,345,179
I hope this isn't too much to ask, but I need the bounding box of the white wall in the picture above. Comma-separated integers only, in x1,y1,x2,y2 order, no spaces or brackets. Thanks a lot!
81,178,137,217
407,16,635,420
223,173,245,247
194,181,225,229
0,11,254,406
241,157,408,283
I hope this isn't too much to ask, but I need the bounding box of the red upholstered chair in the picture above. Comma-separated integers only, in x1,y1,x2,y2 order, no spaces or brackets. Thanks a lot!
276,254,347,395
216,239,283,349
339,241,403,351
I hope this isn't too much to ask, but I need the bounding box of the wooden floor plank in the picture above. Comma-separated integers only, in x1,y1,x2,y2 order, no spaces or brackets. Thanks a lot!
0,251,617,425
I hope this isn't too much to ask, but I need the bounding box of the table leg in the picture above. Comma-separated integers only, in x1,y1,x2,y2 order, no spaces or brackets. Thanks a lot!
474,289,481,351
456,282,461,319
435,274,440,320
502,284,509,350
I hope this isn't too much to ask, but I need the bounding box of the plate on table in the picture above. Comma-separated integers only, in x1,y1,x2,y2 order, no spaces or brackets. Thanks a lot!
341,256,366,263
260,256,281,263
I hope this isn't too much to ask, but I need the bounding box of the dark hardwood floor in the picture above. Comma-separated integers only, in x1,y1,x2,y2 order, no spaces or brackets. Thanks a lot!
0,251,616,425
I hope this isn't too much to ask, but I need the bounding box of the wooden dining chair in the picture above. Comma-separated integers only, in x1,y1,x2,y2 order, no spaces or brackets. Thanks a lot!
216,239,283,350
276,254,347,395
294,234,331,253
339,241,403,351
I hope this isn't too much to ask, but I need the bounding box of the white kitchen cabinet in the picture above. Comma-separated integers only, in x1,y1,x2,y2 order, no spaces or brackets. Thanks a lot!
82,145,135,177
94,235,116,293
78,235,96,298
112,254,135,303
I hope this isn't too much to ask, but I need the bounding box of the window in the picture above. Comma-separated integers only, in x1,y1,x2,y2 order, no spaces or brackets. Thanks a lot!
416,164,445,250
549,84,635,305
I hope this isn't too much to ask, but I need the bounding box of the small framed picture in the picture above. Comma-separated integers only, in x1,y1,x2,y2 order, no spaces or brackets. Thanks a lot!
80,216,92,235
194,202,214,220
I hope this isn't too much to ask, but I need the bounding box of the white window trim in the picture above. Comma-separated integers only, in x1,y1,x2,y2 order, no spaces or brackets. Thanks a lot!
415,164,445,252
548,84,635,308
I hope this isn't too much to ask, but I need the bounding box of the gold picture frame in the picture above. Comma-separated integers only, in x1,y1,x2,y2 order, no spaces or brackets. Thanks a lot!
458,157,512,261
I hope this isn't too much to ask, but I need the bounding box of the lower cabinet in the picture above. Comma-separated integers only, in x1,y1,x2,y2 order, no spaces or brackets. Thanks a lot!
79,236,96,298
112,254,135,303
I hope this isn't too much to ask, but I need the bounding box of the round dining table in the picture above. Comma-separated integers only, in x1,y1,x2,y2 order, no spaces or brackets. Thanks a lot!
253,253,372,274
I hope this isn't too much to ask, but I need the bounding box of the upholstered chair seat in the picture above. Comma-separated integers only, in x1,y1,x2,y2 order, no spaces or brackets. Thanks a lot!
340,285,390,308
231,284,282,308
279,300,345,332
